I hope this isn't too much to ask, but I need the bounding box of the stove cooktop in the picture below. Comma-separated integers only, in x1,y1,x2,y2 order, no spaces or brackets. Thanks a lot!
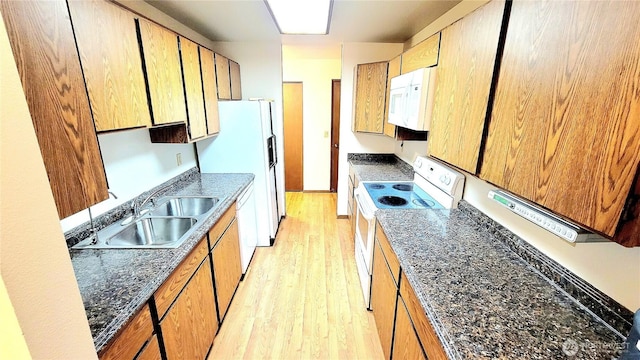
362,181,444,210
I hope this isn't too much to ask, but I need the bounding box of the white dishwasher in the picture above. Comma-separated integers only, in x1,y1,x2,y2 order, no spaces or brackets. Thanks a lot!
237,181,258,275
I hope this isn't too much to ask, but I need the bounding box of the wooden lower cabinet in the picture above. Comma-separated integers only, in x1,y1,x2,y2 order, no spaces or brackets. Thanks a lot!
98,304,153,360
393,297,426,360
212,219,242,320
161,258,218,360
135,335,161,360
371,240,398,359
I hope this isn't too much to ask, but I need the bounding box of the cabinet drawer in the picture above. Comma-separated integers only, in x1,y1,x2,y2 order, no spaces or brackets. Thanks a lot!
209,202,236,249
375,222,400,284
154,237,209,318
98,304,153,360
399,275,447,360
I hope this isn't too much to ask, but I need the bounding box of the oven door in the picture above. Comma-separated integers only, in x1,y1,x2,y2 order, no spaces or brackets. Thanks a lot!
354,187,376,272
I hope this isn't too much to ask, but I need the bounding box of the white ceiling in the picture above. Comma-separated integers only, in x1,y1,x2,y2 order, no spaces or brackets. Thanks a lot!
144,0,462,43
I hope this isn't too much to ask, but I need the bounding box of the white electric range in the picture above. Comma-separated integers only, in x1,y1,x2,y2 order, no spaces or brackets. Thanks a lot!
353,156,465,308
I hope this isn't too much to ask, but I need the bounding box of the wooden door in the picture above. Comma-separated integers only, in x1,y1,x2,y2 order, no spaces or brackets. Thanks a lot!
179,37,207,140
480,1,640,239
1,0,108,219
213,219,242,321
229,60,242,100
137,18,186,126
215,53,231,100
392,298,427,360
353,61,388,133
371,241,398,359
200,47,220,134
427,0,506,173
330,79,341,192
383,55,401,138
283,82,304,191
67,0,151,131
162,259,217,360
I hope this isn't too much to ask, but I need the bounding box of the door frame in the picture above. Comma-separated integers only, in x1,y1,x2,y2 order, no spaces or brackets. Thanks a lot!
330,79,341,192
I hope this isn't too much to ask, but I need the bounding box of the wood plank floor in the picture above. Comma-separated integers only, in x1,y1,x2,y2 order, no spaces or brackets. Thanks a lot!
208,192,384,359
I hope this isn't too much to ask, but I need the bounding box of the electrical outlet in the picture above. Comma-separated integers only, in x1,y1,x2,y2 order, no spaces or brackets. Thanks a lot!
176,153,182,166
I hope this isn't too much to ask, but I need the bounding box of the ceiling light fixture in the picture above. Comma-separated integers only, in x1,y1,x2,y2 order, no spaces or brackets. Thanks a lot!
264,0,333,35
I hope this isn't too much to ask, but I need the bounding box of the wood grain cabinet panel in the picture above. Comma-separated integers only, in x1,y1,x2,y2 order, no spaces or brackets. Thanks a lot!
135,335,161,360
208,203,236,250
1,0,108,219
353,61,389,134
98,304,153,360
200,47,220,135
179,37,207,140
400,33,440,74
67,0,151,131
428,0,506,173
383,55,402,138
229,60,242,100
161,259,218,360
479,1,640,240
371,240,398,359
212,219,242,320
392,298,427,360
375,222,400,283
215,53,231,100
138,18,186,125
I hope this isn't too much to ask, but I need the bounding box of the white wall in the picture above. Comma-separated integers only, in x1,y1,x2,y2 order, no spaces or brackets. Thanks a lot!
336,42,404,215
0,16,97,358
282,45,342,191
394,0,640,311
60,129,197,232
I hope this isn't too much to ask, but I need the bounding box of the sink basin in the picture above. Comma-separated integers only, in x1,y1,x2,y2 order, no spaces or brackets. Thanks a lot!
105,217,197,247
149,197,218,217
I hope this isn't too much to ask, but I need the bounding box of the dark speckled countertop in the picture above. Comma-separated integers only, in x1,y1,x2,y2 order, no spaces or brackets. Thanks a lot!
69,172,253,352
348,153,414,181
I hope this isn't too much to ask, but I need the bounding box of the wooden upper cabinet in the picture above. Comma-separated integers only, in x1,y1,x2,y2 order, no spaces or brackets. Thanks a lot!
67,0,151,132
480,1,640,241
428,0,506,173
353,61,389,134
400,33,440,74
179,37,207,140
1,0,108,219
137,18,187,126
383,55,401,138
200,47,220,135
229,60,242,100
215,53,232,100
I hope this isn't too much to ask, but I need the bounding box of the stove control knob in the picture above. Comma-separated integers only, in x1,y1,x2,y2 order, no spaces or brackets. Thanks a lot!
415,158,423,168
441,175,451,185
439,175,446,183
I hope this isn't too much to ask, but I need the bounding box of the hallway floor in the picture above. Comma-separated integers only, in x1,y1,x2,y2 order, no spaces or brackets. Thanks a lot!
208,192,384,359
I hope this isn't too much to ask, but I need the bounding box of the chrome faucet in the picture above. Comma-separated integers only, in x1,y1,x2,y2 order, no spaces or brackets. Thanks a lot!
131,184,172,218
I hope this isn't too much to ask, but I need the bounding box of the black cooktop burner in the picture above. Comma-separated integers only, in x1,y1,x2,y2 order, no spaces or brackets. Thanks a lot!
369,183,386,190
378,196,408,207
392,184,413,191
413,199,436,208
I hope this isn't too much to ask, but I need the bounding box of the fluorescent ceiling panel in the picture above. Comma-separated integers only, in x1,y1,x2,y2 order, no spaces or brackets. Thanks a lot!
265,0,332,35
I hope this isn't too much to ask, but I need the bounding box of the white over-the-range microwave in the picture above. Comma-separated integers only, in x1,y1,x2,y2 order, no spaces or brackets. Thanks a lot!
388,66,437,131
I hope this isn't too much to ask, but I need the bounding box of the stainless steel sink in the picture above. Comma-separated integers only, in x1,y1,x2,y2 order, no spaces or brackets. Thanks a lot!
149,197,218,217
105,217,196,247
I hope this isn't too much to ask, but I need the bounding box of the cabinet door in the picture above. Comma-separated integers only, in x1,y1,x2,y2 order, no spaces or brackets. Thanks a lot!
371,240,398,359
400,33,440,74
179,37,207,140
162,259,218,360
138,18,186,125
98,304,153,360
480,1,640,238
212,219,242,320
353,61,388,133
392,298,426,360
1,0,108,219
229,60,242,100
215,53,232,100
67,0,151,131
200,47,220,135
428,0,506,173
383,55,401,138
135,335,161,360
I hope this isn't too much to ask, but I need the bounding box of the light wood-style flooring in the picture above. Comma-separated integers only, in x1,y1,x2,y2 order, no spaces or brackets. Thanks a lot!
208,192,383,359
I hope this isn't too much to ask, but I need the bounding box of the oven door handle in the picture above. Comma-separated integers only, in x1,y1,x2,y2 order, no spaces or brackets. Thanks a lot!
354,188,375,220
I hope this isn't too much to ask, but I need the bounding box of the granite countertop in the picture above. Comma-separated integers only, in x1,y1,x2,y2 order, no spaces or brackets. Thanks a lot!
376,207,624,359
348,153,414,181
69,172,253,352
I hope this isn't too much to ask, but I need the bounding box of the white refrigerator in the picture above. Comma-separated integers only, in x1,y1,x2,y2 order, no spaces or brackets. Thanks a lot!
197,100,285,247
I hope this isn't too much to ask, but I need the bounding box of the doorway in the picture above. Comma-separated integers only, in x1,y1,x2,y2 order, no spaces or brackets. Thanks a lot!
330,79,341,192
283,82,304,191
